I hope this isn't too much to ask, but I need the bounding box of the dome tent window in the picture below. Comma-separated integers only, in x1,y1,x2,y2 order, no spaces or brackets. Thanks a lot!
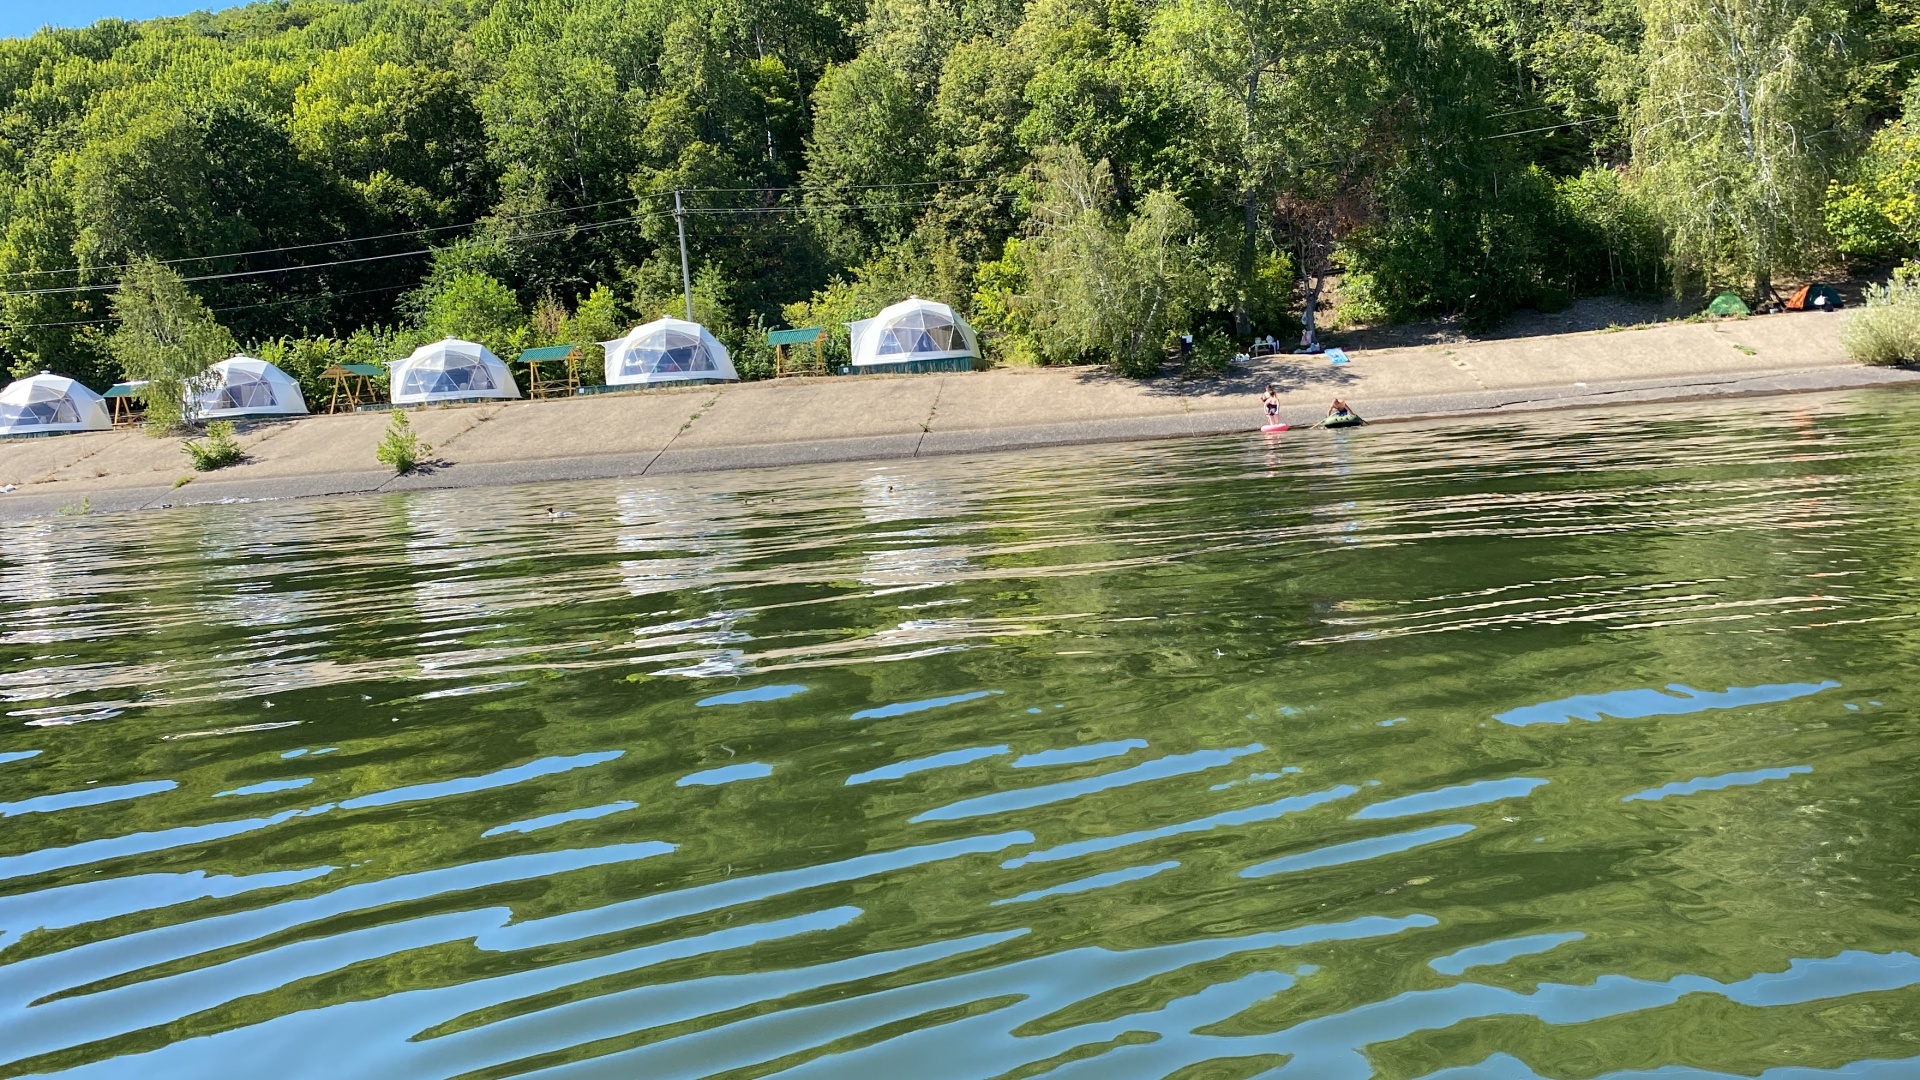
390,339,521,405
602,318,739,386
876,310,962,356
848,297,979,374
405,361,497,395
188,357,308,420
0,372,111,436
14,393,79,425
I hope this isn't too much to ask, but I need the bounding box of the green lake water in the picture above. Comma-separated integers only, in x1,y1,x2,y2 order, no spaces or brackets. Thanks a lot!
5,390,1920,1078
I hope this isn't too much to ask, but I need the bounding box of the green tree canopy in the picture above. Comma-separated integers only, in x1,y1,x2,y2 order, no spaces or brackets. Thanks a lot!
0,0,1903,388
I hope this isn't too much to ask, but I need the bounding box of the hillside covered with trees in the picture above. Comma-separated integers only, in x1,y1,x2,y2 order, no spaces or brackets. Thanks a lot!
4,0,1920,397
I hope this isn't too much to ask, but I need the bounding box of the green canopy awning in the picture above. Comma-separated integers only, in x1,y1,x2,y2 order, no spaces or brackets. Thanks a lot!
103,381,149,398
518,345,580,362
767,327,824,346
336,363,384,376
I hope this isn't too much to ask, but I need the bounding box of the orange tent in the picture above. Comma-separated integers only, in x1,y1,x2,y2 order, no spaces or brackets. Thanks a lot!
1785,284,1843,311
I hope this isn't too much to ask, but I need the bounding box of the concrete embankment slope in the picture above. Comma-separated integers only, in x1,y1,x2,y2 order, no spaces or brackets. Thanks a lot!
4,309,1917,519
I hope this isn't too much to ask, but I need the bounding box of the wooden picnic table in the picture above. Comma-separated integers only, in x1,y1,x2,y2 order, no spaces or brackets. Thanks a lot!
768,326,825,376
516,345,585,398
322,363,383,413
103,380,149,426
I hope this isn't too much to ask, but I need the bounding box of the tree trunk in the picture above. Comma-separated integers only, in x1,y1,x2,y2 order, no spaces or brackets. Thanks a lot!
1237,66,1261,340
1239,191,1256,338
1302,267,1323,346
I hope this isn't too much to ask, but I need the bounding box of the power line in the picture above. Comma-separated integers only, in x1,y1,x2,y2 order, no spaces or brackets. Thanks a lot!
684,195,1015,216
0,191,677,283
1,281,420,330
0,211,672,320
0,193,1007,301
0,209,678,299
1485,115,1615,140
0,176,1002,283
674,176,998,197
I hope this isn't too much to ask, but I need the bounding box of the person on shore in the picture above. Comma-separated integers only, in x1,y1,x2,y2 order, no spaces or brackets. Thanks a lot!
1261,385,1280,426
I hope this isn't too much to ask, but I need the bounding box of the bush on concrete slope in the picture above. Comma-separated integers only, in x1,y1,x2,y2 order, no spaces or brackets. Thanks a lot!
1843,278,1920,365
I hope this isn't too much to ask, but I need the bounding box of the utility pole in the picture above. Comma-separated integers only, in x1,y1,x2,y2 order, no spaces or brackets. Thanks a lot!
673,189,694,321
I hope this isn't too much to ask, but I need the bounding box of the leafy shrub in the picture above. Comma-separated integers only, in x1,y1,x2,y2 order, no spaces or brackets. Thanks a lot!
1555,168,1669,298
1842,277,1920,365
1013,149,1206,378
1342,165,1668,329
1825,179,1905,259
182,421,244,471
1185,330,1236,376
1823,81,1920,260
729,315,778,381
376,410,432,473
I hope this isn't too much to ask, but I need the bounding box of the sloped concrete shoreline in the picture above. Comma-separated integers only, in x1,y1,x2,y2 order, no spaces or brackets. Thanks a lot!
4,309,1915,520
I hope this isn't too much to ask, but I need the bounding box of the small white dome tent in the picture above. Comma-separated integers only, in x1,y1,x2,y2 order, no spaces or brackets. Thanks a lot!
847,296,979,374
0,372,110,436
189,356,308,419
391,338,520,405
602,318,738,386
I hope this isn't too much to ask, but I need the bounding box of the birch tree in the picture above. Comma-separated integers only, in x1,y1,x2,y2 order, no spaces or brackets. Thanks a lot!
1632,0,1848,299
1018,148,1206,376
107,260,235,428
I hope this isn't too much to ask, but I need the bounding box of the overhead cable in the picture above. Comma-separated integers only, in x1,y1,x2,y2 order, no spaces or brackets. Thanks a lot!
0,209,679,299
0,191,679,283
1,176,1001,283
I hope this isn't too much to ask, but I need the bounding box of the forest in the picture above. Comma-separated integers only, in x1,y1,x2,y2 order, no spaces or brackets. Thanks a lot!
4,0,1920,401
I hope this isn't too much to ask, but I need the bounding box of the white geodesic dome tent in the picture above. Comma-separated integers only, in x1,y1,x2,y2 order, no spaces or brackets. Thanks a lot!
188,356,308,419
848,297,979,369
602,318,738,386
0,372,110,435
390,338,520,404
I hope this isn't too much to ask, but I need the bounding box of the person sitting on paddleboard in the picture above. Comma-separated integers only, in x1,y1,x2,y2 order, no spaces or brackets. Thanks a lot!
1261,385,1279,425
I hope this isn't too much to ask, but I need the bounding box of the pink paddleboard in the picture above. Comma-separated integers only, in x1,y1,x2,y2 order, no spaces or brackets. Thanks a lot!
1261,423,1289,433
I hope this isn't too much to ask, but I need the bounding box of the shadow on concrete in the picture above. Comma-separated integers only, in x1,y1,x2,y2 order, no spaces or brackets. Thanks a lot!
1066,357,1358,401
1323,295,1699,351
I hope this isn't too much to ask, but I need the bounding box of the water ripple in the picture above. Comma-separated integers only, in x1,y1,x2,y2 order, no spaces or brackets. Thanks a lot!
5,393,1920,1077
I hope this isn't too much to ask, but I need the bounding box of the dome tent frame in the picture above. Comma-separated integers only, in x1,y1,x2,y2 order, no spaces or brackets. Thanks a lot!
0,372,111,438
390,338,522,405
602,318,738,387
847,296,979,374
187,356,308,420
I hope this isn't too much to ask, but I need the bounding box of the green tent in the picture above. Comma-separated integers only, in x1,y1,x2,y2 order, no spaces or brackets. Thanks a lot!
1707,291,1750,317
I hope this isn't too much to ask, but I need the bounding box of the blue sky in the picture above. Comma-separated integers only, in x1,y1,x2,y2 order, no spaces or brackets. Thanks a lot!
0,0,247,39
